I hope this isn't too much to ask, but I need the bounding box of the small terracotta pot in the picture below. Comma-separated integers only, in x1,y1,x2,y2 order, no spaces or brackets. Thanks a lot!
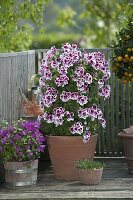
118,132,133,174
46,135,98,180
78,167,103,185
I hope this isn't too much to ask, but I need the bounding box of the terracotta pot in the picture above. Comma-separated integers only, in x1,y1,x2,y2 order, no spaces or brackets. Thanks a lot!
118,132,133,174
4,159,38,188
46,135,98,180
78,167,103,185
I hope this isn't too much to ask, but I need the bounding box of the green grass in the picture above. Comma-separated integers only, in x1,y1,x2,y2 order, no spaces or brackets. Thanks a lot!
76,159,104,170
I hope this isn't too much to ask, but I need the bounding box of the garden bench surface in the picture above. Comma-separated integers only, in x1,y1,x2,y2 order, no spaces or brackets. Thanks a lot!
0,158,133,199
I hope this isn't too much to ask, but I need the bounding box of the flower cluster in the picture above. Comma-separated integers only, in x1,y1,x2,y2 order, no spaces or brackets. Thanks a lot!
78,104,106,128
38,43,111,143
72,66,92,92
42,108,74,126
0,119,45,162
60,91,88,106
41,87,58,107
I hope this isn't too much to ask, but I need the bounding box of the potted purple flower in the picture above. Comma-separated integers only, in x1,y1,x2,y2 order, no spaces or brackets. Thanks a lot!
0,119,45,187
38,43,111,180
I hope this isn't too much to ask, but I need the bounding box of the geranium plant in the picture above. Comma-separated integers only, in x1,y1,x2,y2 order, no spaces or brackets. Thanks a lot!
38,43,111,143
0,119,45,163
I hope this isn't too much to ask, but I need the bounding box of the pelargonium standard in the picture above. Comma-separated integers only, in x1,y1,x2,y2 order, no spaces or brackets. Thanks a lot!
0,119,45,162
38,43,111,143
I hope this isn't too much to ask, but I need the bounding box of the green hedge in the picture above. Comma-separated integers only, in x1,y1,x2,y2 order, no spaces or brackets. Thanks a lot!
30,33,85,49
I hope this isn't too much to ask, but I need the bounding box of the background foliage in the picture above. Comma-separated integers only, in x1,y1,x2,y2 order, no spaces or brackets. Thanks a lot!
0,0,132,51
111,5,133,83
54,0,130,47
0,0,48,52
30,33,86,49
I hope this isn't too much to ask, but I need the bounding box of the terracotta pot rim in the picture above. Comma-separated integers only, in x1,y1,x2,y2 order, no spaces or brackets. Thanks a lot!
118,133,133,139
46,134,98,139
78,167,103,172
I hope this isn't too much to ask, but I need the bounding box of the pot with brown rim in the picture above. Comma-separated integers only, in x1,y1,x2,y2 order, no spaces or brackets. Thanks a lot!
118,126,133,174
76,159,104,185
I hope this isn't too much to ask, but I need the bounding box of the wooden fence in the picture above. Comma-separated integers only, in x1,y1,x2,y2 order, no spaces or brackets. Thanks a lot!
0,50,35,123
36,49,133,156
0,49,132,156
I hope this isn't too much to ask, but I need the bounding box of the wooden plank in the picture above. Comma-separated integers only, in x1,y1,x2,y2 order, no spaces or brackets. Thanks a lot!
103,48,110,156
27,50,35,83
125,84,130,128
115,78,122,156
130,83,133,126
121,83,125,129
0,50,35,57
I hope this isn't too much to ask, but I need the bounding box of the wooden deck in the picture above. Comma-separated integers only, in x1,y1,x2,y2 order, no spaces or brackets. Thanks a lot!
0,158,133,199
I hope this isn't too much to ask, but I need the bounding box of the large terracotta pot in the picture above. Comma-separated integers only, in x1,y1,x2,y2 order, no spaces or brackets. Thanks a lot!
46,135,98,180
118,132,133,174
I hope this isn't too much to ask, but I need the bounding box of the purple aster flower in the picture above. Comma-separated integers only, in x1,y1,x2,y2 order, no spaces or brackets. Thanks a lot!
14,134,21,140
37,145,46,152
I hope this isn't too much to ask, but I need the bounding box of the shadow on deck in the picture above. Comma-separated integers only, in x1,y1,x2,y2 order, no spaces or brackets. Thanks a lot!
0,158,133,199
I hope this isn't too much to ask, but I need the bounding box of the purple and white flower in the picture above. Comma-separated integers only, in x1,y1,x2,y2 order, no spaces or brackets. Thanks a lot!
71,92,79,100
42,87,58,107
99,118,106,128
69,122,84,135
55,74,69,87
65,111,74,121
98,85,111,99
78,108,89,119
60,91,71,102
77,95,88,106
83,130,91,143
84,73,92,84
